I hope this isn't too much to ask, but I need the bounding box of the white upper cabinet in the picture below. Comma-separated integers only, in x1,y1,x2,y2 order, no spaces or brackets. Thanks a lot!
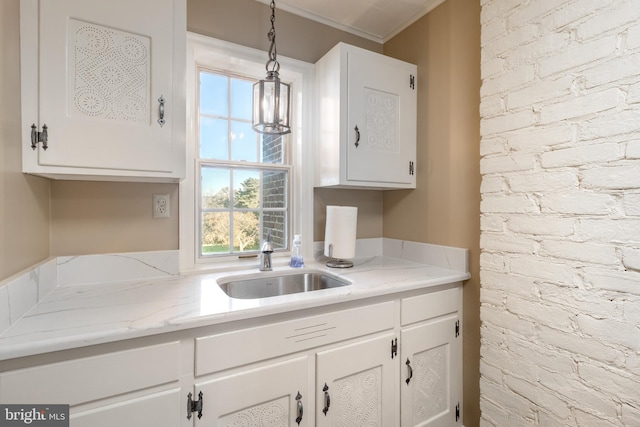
20,0,186,182
315,42,417,189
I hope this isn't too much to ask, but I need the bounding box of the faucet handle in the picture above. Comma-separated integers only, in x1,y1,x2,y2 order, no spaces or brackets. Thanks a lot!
261,230,273,253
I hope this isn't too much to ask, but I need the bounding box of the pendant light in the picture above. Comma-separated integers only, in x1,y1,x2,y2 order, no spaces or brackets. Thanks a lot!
252,0,291,135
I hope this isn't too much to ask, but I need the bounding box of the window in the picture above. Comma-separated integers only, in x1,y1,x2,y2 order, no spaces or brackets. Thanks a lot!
198,70,290,258
181,34,313,271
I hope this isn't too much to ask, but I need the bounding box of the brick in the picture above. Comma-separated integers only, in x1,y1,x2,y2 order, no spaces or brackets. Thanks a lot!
578,362,640,404
507,75,573,110
537,324,624,364
579,219,640,243
540,143,620,168
507,0,560,30
482,304,537,337
480,136,506,156
480,152,534,174
481,109,534,136
480,378,537,422
510,255,580,285
505,31,570,69
481,17,506,46
480,175,507,193
481,1,520,25
577,1,640,41
536,283,625,320
507,171,578,193
583,265,640,296
623,193,640,216
506,123,574,152
480,214,505,232
540,191,618,215
505,295,575,331
479,391,536,427
481,233,536,254
481,194,539,214
480,270,537,299
578,109,640,140
538,370,620,420
538,35,617,78
540,88,621,124
583,52,640,89
628,21,640,50
621,402,640,427
483,24,539,59
481,65,535,98
625,140,640,158
581,165,640,190
480,286,506,305
480,360,503,384
573,408,617,427
479,93,506,118
540,0,609,32
507,215,576,237
504,375,572,421
576,313,640,349
508,335,576,376
540,240,619,265
481,56,505,79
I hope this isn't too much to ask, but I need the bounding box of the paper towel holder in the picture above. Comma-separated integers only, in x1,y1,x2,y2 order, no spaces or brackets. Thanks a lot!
326,244,354,268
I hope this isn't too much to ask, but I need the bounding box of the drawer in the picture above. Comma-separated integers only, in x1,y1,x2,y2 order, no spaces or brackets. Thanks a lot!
0,341,180,405
196,301,395,376
401,286,461,326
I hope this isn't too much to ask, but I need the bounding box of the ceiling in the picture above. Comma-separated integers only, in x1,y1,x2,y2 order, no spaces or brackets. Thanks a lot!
257,0,446,43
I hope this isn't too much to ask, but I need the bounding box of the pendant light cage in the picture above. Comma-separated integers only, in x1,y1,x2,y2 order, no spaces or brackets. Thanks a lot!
252,0,291,135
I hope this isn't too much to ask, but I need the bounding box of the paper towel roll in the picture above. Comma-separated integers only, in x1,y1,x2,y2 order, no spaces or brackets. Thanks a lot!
324,206,358,259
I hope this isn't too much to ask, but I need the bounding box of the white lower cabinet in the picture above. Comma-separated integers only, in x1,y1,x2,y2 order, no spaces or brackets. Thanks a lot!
0,284,463,427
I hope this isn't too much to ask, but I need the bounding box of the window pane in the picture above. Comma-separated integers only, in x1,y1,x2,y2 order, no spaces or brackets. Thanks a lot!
260,133,284,164
233,211,260,252
202,212,230,254
231,78,253,120
202,167,230,208
263,211,287,250
200,72,228,117
231,120,257,162
233,170,260,209
200,117,228,160
263,170,287,208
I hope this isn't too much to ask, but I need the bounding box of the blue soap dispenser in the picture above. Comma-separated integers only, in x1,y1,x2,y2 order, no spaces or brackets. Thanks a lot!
290,234,304,268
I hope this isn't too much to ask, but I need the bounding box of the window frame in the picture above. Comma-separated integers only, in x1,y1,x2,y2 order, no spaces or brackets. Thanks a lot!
181,33,314,272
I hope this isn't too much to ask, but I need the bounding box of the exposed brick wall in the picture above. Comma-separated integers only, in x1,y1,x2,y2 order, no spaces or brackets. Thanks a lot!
479,1,640,426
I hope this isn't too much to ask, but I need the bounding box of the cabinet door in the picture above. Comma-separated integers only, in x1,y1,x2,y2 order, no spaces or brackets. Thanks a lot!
196,356,309,426
346,50,416,187
316,334,398,427
400,316,461,427
21,0,185,180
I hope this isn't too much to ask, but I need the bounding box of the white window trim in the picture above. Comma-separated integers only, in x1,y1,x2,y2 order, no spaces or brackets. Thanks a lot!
180,33,315,273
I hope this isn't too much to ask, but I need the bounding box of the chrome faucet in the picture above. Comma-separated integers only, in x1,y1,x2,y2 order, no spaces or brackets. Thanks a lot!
259,231,273,271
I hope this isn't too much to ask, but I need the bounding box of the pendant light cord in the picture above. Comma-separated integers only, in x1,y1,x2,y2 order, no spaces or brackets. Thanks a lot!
266,0,280,73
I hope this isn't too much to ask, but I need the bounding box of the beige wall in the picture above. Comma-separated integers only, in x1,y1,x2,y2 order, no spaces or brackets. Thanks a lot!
0,0,50,280
383,1,481,425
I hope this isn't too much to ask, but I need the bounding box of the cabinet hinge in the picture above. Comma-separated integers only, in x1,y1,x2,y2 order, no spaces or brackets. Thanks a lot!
391,337,398,359
455,320,460,338
456,402,460,422
187,391,203,420
409,161,415,175
410,74,416,90
30,124,49,150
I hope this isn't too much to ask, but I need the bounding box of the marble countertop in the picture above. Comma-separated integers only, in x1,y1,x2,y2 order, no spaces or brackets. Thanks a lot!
0,255,470,362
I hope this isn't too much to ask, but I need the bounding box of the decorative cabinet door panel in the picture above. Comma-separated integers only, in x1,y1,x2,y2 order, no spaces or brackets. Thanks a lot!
346,51,416,186
196,356,309,426
400,316,461,427
316,333,398,427
21,0,185,181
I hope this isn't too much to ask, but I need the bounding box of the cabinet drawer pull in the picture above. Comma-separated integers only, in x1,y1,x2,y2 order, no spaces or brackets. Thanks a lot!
406,358,413,385
354,125,360,148
322,383,331,415
158,95,166,127
295,391,303,425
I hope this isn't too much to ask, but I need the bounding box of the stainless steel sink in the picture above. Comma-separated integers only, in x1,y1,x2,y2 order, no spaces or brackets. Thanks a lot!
217,270,350,299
